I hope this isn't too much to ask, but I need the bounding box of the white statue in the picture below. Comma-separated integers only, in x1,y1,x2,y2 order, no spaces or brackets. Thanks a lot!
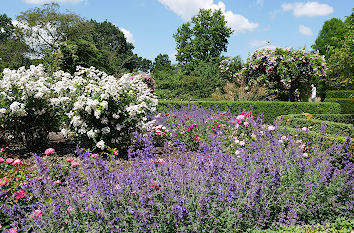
311,84,316,102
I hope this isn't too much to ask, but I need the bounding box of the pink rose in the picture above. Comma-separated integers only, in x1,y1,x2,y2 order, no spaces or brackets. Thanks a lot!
0,157,4,163
66,158,73,162
268,126,275,131
9,227,17,233
113,150,119,156
14,190,26,200
239,140,245,146
44,148,55,155
32,209,42,218
55,180,62,185
67,206,73,213
194,135,201,142
0,148,4,152
301,127,308,132
6,158,14,165
244,121,249,127
71,162,79,168
12,159,23,166
303,153,309,158
157,158,165,165
90,154,99,158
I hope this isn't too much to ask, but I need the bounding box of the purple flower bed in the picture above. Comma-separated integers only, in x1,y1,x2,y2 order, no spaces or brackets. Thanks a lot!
0,106,353,232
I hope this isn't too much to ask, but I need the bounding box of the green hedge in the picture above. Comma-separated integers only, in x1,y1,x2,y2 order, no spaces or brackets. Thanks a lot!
325,98,354,114
281,117,353,136
326,90,354,98
158,100,342,124
282,113,354,124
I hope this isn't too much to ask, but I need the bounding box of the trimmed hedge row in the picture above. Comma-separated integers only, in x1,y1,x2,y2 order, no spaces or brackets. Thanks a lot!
158,100,342,123
282,113,354,124
280,117,353,136
325,98,354,114
326,90,354,98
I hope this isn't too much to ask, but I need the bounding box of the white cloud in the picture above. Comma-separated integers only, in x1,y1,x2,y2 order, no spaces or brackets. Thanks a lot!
120,28,135,44
249,40,267,47
299,24,313,36
24,0,83,3
282,2,333,17
158,0,258,33
256,0,263,6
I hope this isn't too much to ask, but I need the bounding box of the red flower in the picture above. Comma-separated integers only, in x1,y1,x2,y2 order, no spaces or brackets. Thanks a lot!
14,190,26,200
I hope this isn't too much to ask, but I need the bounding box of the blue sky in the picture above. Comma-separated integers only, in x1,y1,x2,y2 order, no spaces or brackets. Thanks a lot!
1,0,352,63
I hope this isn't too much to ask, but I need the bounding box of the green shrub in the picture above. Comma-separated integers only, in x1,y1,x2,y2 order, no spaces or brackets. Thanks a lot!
158,100,341,124
282,113,354,124
326,90,354,98
281,117,353,136
325,98,354,114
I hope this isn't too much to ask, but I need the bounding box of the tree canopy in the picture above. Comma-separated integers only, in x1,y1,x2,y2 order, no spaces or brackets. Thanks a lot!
173,9,233,71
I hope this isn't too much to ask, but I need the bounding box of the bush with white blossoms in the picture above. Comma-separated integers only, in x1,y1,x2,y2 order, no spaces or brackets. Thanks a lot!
0,65,71,150
64,67,158,155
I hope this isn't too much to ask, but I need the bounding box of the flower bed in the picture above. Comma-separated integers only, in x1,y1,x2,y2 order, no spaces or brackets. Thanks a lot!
0,105,352,232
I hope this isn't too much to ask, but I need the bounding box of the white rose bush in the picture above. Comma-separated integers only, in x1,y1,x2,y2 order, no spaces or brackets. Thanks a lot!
0,65,158,154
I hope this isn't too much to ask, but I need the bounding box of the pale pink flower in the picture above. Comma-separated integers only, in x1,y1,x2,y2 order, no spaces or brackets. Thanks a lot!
55,180,62,185
6,158,14,165
66,158,73,162
302,127,308,132
0,157,4,163
90,154,99,158
244,121,249,127
235,150,241,155
67,206,73,213
268,125,275,131
239,140,245,146
44,148,55,155
71,162,79,168
281,135,287,141
32,209,42,218
303,153,309,158
251,133,257,139
157,158,165,165
9,227,17,233
65,200,69,204
0,148,4,152
12,159,23,166
113,150,119,156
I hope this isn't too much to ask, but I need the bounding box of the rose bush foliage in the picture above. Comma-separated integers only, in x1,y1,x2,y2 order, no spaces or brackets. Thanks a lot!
237,48,327,101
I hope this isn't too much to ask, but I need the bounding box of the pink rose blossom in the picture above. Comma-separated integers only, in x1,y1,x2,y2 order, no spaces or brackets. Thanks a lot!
0,148,4,152
12,159,23,166
14,190,26,200
302,127,308,132
303,153,309,158
6,158,14,165
32,209,42,218
239,140,245,146
9,227,17,233
157,158,165,165
90,154,99,158
44,148,55,155
71,162,79,168
251,133,257,139
55,180,62,185
67,206,73,213
113,150,119,156
0,157,4,163
281,136,287,140
268,126,275,131
244,121,249,127
66,158,73,162
194,135,201,141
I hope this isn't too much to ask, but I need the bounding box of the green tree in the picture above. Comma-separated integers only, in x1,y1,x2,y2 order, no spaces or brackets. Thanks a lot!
173,9,233,72
0,14,15,42
312,18,347,59
16,3,92,57
152,53,172,72
326,11,354,90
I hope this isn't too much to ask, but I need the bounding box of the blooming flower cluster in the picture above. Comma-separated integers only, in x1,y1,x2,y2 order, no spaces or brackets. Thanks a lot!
235,47,327,101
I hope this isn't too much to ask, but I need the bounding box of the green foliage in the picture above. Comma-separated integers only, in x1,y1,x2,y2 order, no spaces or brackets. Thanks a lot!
282,113,354,124
158,100,342,124
241,48,327,101
152,53,172,72
325,98,354,114
327,90,354,98
326,12,354,90
0,39,31,72
311,18,347,59
153,62,224,100
173,9,233,72
0,14,15,42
